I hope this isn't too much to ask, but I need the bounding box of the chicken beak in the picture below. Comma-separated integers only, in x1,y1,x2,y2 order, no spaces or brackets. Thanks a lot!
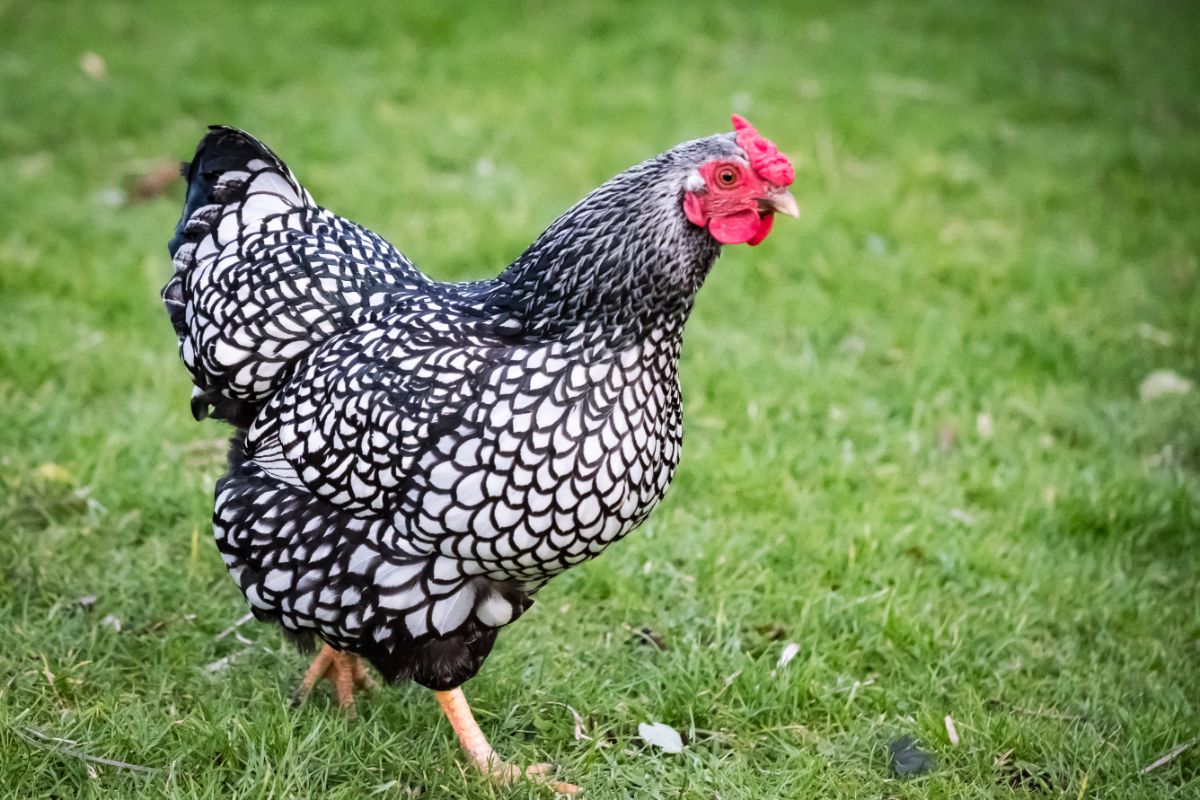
758,189,800,219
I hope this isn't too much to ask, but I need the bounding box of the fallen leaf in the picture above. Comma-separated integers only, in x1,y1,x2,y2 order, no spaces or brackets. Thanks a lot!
888,735,935,776
1139,370,1193,402
944,715,960,746
1137,323,1173,347
36,463,73,483
79,52,107,80
638,721,683,754
127,161,181,204
776,642,801,669
975,413,994,439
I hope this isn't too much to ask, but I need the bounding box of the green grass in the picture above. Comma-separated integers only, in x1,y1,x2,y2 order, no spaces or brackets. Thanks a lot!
2,1,1198,797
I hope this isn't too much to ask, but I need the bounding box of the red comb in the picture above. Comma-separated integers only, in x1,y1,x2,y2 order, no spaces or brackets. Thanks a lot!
731,114,794,187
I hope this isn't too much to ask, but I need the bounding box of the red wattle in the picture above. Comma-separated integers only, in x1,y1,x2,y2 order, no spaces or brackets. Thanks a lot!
747,213,774,246
707,210,763,245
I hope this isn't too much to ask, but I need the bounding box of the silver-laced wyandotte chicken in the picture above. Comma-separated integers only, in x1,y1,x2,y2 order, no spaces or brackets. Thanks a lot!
162,115,795,792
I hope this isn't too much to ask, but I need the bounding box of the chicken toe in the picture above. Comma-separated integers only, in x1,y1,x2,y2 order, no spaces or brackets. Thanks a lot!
292,644,376,719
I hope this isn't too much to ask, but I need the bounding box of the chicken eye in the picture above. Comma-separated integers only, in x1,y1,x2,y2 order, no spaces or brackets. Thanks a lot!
716,167,738,187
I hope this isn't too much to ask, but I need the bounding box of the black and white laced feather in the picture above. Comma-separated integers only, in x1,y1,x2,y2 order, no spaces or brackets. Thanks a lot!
165,126,744,689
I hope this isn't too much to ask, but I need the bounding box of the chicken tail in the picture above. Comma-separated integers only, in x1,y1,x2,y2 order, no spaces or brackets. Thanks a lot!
162,127,424,427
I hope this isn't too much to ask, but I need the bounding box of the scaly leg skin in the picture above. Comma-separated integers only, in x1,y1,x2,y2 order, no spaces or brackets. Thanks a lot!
436,687,581,795
292,644,377,719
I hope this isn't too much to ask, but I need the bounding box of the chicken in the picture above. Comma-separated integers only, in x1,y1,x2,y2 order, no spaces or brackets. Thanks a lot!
162,115,796,792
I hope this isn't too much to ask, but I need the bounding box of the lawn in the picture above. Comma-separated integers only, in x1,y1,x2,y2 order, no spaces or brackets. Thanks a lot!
1,1,1198,797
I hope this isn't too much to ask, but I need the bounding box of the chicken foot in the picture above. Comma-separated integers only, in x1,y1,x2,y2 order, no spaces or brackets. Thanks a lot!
292,644,377,719
435,687,581,795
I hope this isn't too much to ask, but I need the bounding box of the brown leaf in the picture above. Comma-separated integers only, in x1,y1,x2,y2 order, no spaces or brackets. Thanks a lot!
127,161,182,204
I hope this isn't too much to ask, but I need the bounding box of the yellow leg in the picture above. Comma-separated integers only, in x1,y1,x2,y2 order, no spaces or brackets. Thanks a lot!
292,644,376,719
435,687,581,794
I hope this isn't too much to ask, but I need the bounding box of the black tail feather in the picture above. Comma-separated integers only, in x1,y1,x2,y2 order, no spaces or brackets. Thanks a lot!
168,126,295,259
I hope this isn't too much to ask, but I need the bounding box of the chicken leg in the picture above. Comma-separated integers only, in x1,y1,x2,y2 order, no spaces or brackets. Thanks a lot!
435,687,580,794
292,644,376,719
